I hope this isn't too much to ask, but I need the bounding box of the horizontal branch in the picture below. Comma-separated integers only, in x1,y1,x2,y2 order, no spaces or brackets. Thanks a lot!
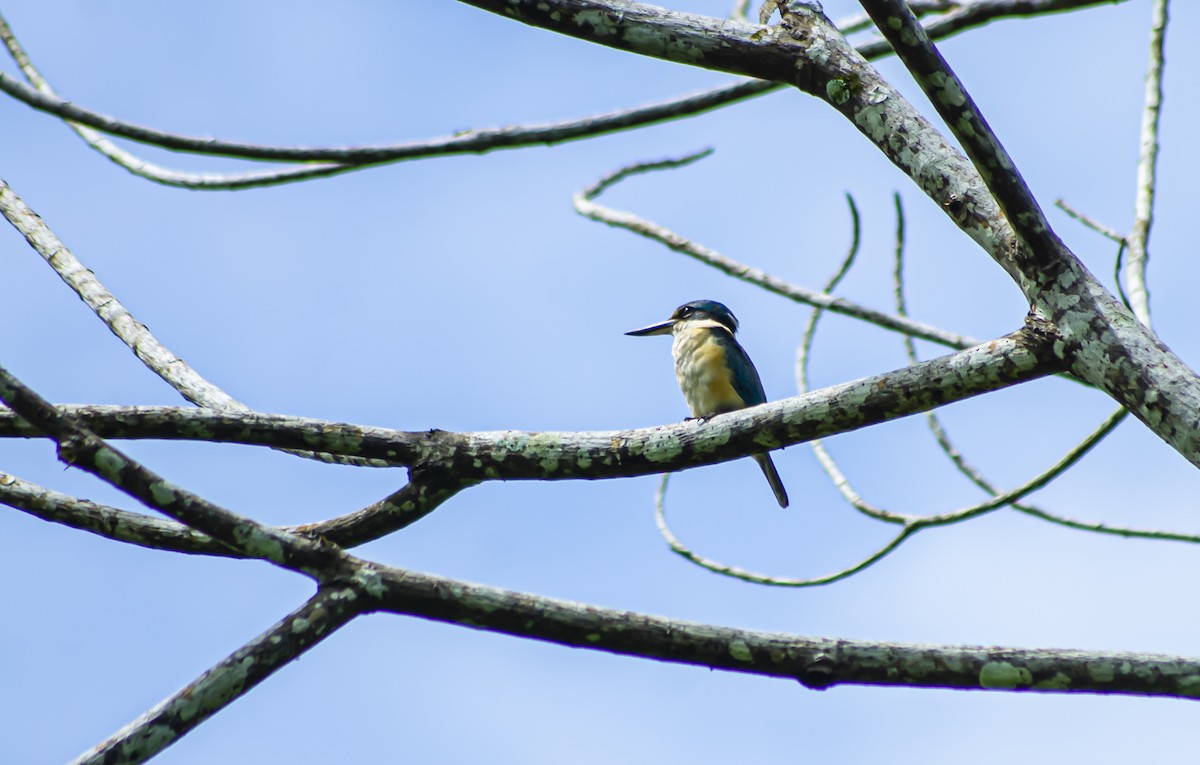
363,559,1200,699
0,327,1061,481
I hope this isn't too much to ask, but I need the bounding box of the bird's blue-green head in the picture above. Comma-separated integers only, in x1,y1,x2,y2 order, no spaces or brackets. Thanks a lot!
625,299,739,337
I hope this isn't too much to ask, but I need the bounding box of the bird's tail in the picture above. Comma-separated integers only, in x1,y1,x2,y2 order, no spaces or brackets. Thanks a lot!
752,453,789,509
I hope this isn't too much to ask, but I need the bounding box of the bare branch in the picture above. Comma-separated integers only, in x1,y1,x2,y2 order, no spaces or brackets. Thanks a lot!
0,327,1063,481
841,0,1200,465
0,471,237,557
290,469,477,547
0,466,475,557
467,1,1200,463
1125,0,1169,326
0,2,1122,189
0,365,349,574
575,151,978,350
0,178,388,467
365,558,1200,699
1051,200,1133,310
1054,198,1126,243
0,181,241,410
70,586,362,765
890,195,1131,530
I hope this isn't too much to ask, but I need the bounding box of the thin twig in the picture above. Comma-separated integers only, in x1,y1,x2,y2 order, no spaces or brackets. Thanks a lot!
0,364,348,574
797,195,910,524
1113,239,1132,312
1125,0,1169,326
892,196,1177,540
575,151,979,350
1053,198,1126,243
655,474,919,586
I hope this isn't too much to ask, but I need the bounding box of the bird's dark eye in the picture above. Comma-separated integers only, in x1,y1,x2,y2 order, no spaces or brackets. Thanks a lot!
679,306,693,315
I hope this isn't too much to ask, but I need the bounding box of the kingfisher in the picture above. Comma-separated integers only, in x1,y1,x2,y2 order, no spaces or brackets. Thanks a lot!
626,299,789,508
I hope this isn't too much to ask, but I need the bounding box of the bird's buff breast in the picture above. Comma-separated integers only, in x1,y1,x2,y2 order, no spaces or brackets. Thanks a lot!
672,328,743,417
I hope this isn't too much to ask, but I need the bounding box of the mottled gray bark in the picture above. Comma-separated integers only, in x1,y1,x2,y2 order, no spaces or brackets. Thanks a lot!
0,328,1057,482
459,0,1200,468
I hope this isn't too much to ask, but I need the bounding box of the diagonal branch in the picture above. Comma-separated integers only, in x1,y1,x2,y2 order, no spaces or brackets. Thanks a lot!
0,177,389,468
0,180,240,410
575,150,979,350
1,467,477,557
852,0,1200,463
0,364,349,574
1,471,239,557
70,586,363,765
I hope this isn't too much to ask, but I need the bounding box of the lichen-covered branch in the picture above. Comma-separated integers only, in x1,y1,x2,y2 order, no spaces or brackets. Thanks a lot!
364,559,1200,699
70,586,363,765
0,326,1062,482
0,181,241,411
1,467,475,557
0,365,349,575
1,472,238,557
852,0,1200,464
0,178,388,468
464,0,1200,469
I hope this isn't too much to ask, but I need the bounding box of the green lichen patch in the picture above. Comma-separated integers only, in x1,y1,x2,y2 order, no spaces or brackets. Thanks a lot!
979,661,1031,689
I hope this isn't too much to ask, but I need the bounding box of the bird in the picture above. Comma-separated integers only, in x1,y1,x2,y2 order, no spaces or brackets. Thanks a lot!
626,299,789,508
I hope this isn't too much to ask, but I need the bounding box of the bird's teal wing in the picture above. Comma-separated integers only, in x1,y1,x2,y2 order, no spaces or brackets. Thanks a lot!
715,331,768,407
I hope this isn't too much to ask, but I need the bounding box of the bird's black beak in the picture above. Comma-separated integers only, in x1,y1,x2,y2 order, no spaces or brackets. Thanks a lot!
625,319,675,337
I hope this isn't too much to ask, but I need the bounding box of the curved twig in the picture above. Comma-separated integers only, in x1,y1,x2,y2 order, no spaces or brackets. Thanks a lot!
892,194,1180,539
799,196,911,523
654,474,918,586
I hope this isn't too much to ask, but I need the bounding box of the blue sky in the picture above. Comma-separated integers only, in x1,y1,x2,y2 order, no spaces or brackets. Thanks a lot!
2,1,1199,762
